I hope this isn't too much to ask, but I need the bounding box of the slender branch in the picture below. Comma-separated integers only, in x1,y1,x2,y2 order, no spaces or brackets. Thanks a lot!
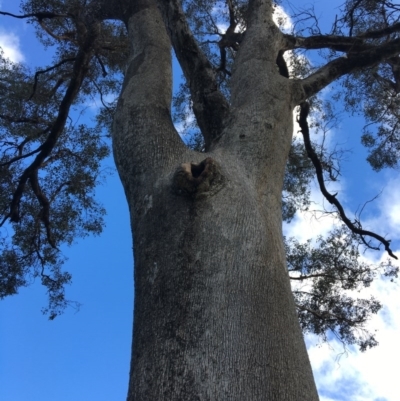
289,273,338,281
49,181,71,203
0,213,10,227
0,2,130,24
295,303,364,325
0,114,47,125
358,21,400,38
0,145,43,167
0,11,69,20
92,80,110,109
156,0,230,150
347,0,366,37
298,102,397,259
95,54,107,77
29,57,76,100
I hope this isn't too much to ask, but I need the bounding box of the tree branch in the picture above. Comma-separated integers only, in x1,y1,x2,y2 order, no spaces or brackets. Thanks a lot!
0,10,69,20
29,58,77,100
8,24,98,225
37,20,77,43
284,20,400,53
295,303,364,325
156,0,230,150
298,102,397,259
284,33,368,53
299,37,400,99
0,145,43,167
29,170,56,248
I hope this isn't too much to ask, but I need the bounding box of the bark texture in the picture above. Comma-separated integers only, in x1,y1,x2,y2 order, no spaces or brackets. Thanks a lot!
113,0,319,399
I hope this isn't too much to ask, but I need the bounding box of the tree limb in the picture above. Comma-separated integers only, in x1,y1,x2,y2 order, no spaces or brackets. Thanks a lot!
29,58,77,100
0,146,43,167
0,114,49,127
298,102,397,259
295,303,364,325
29,170,56,248
284,20,400,53
284,33,368,53
0,10,69,20
156,0,230,150
299,38,400,99
9,24,98,225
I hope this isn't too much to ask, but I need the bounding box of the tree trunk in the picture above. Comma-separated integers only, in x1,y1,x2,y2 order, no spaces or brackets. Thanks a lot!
112,0,319,400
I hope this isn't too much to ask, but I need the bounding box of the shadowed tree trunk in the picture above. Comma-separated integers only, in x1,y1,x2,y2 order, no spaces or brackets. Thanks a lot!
113,0,319,399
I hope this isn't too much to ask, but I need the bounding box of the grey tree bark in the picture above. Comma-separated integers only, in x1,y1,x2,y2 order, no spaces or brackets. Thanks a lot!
113,0,319,399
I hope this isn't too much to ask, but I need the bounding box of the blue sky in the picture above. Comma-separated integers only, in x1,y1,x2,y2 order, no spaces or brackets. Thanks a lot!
0,1,399,400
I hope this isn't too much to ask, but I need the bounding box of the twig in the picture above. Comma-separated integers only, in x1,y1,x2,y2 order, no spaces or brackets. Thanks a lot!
29,58,76,100
0,145,43,167
95,54,107,77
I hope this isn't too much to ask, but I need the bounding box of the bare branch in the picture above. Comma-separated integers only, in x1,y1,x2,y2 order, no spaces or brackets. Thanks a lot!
0,10,69,20
298,102,397,259
95,55,107,77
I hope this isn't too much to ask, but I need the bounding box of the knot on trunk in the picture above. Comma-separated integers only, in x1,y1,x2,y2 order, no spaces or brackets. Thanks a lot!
172,157,225,199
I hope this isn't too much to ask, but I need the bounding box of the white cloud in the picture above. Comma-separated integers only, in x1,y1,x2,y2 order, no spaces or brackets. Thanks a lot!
0,30,24,63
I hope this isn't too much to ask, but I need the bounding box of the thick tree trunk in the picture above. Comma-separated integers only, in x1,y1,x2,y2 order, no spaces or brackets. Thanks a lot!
113,0,319,400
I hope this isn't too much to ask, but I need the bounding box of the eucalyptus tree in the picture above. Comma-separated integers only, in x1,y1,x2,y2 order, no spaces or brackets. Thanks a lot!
1,0,400,400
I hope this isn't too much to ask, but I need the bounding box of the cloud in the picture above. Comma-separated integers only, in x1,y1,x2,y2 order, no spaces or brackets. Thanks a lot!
0,30,24,63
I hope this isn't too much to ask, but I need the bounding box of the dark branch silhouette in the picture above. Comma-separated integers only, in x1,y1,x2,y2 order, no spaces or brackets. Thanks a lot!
0,11,69,20
298,101,397,259
29,58,76,100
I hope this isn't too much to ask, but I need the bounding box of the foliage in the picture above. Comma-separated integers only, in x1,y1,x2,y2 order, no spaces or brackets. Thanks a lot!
0,0,127,318
286,227,398,351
